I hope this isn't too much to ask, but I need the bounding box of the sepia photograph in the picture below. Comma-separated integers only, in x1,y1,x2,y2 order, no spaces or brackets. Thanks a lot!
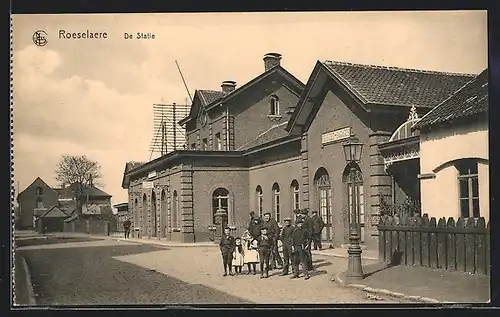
11,11,489,306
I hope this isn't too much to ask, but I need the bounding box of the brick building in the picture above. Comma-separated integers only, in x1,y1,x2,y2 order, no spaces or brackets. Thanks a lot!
122,53,475,248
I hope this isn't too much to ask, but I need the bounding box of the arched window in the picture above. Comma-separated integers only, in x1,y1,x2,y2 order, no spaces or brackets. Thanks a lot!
314,168,332,241
291,180,300,211
456,159,480,218
36,186,43,196
269,95,279,116
151,191,157,237
142,194,148,236
172,190,180,229
212,188,230,223
344,164,364,243
256,186,263,217
272,183,281,223
134,198,139,227
36,197,44,209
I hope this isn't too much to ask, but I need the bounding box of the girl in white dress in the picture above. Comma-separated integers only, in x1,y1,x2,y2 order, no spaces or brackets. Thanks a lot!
232,238,245,274
244,238,260,275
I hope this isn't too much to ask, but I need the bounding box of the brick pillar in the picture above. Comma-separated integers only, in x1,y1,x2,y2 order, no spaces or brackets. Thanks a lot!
228,115,235,150
301,133,309,209
166,174,172,240
208,123,213,150
146,191,152,238
155,188,161,240
196,130,201,149
180,165,195,243
368,132,392,248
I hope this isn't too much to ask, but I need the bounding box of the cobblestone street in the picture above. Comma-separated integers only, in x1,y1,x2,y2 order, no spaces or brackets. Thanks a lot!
15,235,411,305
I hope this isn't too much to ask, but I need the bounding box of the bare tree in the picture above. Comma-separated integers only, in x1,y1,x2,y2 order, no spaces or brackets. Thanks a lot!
55,155,103,215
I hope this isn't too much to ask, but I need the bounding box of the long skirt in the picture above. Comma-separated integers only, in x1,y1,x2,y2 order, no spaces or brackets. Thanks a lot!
232,250,244,266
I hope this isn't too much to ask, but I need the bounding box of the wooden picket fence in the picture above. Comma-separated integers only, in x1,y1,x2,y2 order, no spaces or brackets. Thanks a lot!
377,214,490,275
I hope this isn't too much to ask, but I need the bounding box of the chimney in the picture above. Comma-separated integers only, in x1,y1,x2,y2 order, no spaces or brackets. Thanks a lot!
221,80,237,93
263,53,282,71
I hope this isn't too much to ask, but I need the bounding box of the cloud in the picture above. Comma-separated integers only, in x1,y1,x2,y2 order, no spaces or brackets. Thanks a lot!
13,45,156,203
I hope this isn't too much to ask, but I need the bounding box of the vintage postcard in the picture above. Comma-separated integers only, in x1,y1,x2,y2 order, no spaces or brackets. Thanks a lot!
11,11,489,307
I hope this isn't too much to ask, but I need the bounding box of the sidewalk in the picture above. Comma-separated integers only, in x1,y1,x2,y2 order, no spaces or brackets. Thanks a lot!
334,261,490,304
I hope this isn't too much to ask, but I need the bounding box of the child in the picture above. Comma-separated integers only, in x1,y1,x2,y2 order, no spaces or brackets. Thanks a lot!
232,238,244,274
244,238,259,275
219,226,235,276
257,227,272,278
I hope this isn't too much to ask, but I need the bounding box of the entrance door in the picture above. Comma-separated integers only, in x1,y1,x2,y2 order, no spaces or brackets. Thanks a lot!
346,169,365,244
314,168,332,242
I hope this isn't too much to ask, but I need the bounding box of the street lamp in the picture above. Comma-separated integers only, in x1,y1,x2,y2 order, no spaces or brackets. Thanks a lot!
342,136,364,281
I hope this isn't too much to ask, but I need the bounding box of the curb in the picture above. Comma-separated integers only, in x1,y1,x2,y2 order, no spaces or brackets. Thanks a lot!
332,272,454,304
311,250,379,262
112,237,218,248
20,257,36,306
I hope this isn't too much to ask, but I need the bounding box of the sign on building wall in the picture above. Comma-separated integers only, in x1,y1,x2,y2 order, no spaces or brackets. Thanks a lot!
143,181,154,189
147,171,157,179
321,127,352,145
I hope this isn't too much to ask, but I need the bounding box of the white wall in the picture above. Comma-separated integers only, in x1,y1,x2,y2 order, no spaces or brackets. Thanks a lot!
419,119,489,222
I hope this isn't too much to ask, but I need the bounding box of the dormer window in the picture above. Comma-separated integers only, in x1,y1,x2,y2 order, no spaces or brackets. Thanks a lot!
269,95,279,116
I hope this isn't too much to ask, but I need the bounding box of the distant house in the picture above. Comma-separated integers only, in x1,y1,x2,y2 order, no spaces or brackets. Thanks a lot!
35,206,69,233
17,177,113,228
16,177,59,229
114,202,130,232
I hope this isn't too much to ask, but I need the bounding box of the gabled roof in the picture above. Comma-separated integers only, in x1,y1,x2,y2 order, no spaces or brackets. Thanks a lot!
17,177,55,200
413,69,488,130
323,61,475,107
179,65,305,126
178,90,227,126
54,184,111,198
236,121,290,151
122,161,146,189
287,60,478,132
39,205,69,219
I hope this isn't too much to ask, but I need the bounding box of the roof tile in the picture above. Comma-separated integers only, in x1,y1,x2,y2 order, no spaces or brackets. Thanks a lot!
237,121,290,151
413,69,488,129
197,90,226,107
324,61,476,108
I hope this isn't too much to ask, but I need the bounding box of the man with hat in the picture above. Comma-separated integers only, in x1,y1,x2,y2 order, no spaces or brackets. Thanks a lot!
248,214,263,240
301,209,314,270
261,212,283,270
290,218,310,280
311,210,325,251
279,217,295,276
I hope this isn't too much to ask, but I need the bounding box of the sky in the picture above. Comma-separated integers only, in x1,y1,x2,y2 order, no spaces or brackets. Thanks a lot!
11,11,488,205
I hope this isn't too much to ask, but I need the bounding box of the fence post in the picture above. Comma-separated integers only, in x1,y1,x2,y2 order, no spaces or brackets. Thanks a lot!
405,217,415,266
378,216,386,262
420,215,430,267
465,218,476,273
475,217,487,274
436,217,447,269
413,217,422,266
86,220,90,234
456,217,466,272
446,217,456,271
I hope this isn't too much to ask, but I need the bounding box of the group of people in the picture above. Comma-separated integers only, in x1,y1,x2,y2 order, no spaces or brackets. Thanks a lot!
219,209,325,280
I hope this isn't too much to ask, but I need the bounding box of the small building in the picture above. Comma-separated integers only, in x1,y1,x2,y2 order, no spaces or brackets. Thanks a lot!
17,177,59,229
35,206,69,233
413,69,489,222
114,202,130,232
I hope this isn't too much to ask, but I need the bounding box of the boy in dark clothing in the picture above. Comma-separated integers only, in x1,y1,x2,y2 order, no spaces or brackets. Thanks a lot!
290,219,311,280
311,210,325,251
123,218,132,239
257,227,272,278
279,217,295,276
219,227,236,276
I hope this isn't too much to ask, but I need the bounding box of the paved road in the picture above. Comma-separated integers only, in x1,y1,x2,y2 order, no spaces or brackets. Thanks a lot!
16,238,250,305
15,235,411,305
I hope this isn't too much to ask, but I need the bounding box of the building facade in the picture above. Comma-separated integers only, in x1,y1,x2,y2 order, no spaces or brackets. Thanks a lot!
122,54,476,249
414,69,489,222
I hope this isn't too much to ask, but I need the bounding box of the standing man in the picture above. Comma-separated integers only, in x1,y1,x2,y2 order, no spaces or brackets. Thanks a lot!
279,217,295,276
301,209,314,270
311,210,325,251
123,218,132,239
219,226,236,276
262,212,283,270
290,219,310,280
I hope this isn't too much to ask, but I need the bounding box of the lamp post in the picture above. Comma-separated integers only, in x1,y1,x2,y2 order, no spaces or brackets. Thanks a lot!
342,136,364,281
